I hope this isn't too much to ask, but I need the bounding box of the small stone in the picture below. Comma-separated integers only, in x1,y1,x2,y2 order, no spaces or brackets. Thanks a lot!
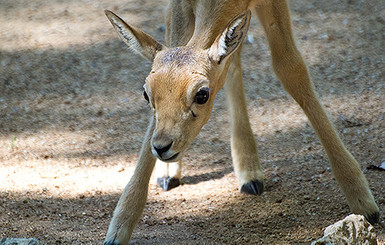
0,238,41,245
247,33,254,43
311,214,378,245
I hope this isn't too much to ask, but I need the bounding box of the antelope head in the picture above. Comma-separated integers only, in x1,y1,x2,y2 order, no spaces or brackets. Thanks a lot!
105,10,250,162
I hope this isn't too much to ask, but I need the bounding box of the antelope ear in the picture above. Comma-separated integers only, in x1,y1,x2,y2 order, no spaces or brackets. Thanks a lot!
105,10,165,61
208,10,251,64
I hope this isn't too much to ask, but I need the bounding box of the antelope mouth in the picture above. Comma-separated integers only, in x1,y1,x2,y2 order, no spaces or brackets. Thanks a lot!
159,152,180,162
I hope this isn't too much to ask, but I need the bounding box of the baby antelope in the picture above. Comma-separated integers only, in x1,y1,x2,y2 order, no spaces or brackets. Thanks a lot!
103,0,379,244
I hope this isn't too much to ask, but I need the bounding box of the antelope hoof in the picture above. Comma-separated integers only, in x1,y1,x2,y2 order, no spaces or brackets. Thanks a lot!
241,179,264,195
365,211,380,225
157,177,181,191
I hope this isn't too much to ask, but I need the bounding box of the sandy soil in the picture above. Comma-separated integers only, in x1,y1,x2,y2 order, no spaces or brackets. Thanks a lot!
0,0,384,244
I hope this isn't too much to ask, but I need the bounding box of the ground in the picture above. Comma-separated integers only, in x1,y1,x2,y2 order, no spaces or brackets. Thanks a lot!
0,0,384,244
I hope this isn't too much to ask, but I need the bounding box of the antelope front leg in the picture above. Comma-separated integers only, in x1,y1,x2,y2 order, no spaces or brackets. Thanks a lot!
104,117,156,245
256,0,379,223
154,159,182,191
225,47,264,195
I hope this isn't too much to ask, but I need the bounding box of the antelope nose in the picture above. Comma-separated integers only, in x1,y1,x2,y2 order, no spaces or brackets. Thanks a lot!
153,142,173,157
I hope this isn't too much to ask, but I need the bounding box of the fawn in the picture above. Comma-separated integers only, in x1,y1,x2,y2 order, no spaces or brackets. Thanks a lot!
104,0,379,244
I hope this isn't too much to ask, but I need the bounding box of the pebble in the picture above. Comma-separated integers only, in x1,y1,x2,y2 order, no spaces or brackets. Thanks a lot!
0,238,41,245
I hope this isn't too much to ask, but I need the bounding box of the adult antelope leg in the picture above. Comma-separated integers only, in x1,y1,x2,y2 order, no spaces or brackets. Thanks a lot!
104,117,157,245
225,47,264,195
255,0,379,223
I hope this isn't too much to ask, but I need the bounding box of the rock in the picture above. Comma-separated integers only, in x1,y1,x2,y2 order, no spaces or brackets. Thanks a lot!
311,214,378,245
0,238,41,245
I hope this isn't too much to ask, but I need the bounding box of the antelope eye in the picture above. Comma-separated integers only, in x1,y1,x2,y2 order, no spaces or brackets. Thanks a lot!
143,91,149,102
194,87,209,104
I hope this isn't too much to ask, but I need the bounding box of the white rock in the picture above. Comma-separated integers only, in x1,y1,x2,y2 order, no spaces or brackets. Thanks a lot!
311,214,377,245
1,238,41,245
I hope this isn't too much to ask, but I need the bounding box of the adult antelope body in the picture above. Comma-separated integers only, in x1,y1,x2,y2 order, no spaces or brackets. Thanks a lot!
104,0,379,243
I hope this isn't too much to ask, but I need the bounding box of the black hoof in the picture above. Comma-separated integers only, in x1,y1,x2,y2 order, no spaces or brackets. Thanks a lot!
241,179,264,195
157,177,181,191
365,211,380,225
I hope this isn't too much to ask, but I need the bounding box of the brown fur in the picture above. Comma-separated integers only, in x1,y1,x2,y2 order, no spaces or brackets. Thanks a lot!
104,1,379,244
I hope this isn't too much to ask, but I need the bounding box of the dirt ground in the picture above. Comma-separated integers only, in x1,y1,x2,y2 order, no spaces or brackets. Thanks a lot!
1,0,384,244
